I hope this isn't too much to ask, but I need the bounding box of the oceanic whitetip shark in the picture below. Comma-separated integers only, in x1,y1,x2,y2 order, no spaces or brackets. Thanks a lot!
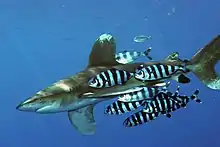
16,33,220,135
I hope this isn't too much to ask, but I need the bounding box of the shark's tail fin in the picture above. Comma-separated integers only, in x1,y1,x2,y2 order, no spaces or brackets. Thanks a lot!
186,35,220,90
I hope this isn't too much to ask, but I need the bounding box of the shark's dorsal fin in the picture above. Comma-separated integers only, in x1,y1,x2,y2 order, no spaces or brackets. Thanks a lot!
68,105,96,135
88,34,119,67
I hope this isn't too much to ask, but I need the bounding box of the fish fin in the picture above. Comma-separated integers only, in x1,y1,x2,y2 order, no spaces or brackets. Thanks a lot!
186,35,220,90
68,105,96,135
190,89,202,103
151,81,170,87
181,103,187,108
143,47,153,60
165,113,172,118
165,52,179,61
172,74,191,84
88,33,119,67
142,108,152,113
142,104,154,113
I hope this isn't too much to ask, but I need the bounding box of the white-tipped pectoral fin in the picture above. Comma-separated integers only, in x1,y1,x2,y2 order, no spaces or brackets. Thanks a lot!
68,105,96,135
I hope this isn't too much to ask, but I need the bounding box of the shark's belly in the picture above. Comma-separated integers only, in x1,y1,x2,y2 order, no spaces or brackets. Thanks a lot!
64,98,105,111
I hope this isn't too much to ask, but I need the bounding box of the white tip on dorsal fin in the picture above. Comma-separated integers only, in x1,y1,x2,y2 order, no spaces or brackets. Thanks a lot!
68,105,96,135
88,33,119,67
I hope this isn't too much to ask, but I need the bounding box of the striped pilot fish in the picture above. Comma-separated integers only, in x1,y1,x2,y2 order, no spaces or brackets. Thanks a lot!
134,63,191,84
104,100,145,115
115,48,152,64
104,83,170,115
104,82,170,115
88,68,134,88
166,86,202,107
123,88,201,127
143,88,201,114
117,82,170,102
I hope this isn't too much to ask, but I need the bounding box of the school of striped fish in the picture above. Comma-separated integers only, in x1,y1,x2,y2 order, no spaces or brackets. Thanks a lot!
88,48,202,128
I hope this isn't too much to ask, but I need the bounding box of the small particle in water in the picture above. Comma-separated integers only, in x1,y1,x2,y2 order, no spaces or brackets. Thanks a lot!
133,35,152,43
172,7,176,13
61,4,65,8
154,0,161,4
144,16,148,21
168,7,176,16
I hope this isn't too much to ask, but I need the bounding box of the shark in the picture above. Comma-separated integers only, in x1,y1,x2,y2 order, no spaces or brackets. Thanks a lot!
16,33,220,135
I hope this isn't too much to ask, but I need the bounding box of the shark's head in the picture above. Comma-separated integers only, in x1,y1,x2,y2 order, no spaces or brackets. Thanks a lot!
16,94,63,113
16,79,78,113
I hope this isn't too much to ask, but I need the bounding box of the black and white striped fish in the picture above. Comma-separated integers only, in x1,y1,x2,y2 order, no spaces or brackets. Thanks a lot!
88,68,134,88
134,63,191,84
104,100,145,115
123,110,162,127
115,48,152,64
104,83,170,115
166,86,202,107
117,82,170,102
143,88,201,115
123,89,201,127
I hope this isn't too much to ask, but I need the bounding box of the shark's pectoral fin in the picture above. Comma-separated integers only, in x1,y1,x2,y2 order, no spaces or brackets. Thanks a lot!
88,33,119,67
68,105,96,135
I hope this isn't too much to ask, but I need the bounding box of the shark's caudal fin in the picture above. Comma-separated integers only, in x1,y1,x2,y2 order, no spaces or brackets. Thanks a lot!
186,35,220,90
88,33,119,67
68,105,96,135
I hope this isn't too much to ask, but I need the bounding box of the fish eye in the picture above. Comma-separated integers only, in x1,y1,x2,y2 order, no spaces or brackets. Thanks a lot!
104,109,109,114
137,70,144,77
116,56,120,60
123,119,131,127
92,79,98,84
89,78,97,85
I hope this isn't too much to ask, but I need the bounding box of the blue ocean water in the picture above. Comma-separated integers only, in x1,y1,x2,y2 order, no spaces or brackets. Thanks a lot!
1,0,220,147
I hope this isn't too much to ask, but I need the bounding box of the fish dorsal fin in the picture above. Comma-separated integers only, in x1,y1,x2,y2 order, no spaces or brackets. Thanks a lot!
88,34,119,67
165,52,179,61
68,105,96,135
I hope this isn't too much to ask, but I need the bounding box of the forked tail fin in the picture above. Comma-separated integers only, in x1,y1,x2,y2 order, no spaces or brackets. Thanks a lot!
143,47,153,60
186,35,220,90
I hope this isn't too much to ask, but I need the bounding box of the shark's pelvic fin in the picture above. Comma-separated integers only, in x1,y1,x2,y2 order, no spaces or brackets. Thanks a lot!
68,105,96,135
88,33,119,67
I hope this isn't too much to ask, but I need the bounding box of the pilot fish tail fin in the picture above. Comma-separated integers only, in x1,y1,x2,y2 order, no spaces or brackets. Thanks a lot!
143,47,153,60
68,105,96,135
189,89,202,103
186,35,220,90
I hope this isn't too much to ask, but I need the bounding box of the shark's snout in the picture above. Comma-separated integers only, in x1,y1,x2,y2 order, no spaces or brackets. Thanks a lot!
16,103,30,111
16,98,45,112
16,96,63,113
